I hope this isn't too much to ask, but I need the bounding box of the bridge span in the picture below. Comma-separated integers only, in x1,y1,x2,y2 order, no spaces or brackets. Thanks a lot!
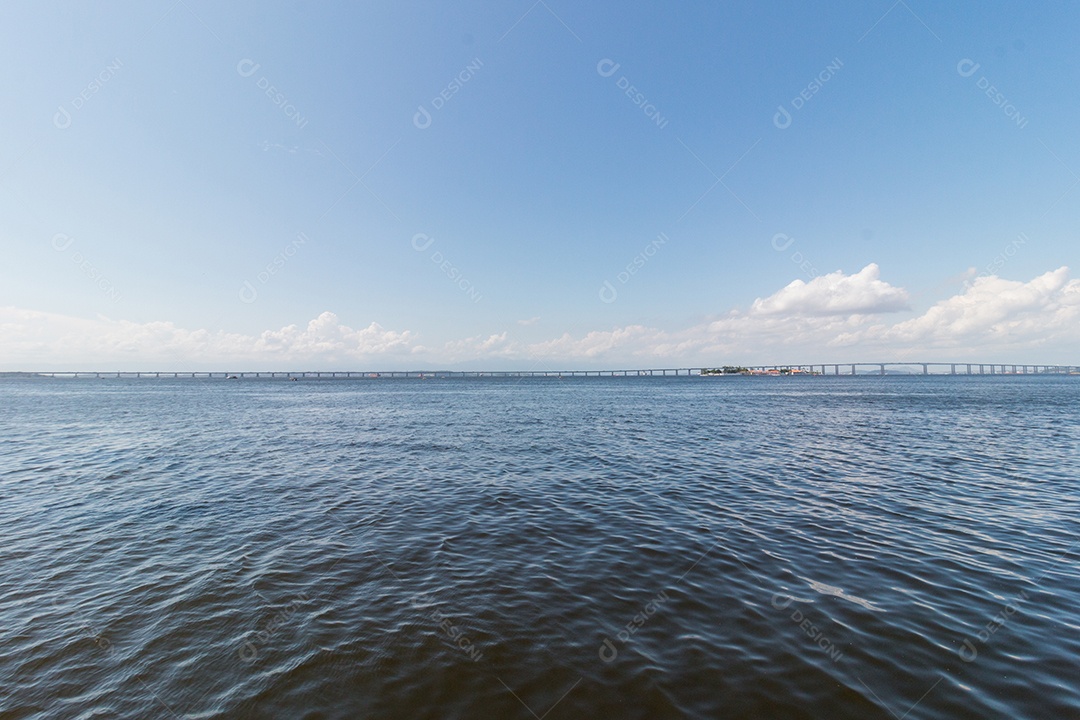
26,363,1080,379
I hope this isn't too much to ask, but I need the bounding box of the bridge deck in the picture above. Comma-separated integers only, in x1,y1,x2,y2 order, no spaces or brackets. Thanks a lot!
26,364,1080,379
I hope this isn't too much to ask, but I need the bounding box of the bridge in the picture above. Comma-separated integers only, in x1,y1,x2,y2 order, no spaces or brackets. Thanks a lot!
25,363,1080,379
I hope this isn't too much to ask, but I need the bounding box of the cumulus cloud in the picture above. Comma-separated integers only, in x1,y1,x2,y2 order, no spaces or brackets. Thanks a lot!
750,263,910,316
442,332,515,358
254,312,414,358
0,309,416,369
862,267,1080,351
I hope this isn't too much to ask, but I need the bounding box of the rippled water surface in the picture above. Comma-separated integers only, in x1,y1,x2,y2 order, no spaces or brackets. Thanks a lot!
1,375,1078,719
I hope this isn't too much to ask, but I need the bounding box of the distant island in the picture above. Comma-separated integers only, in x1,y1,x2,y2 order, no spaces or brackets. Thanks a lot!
701,366,821,376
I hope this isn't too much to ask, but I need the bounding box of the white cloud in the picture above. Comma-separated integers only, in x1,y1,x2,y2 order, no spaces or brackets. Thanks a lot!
0,308,416,370
861,267,1080,352
509,265,1077,364
253,312,414,358
442,332,515,358
525,325,670,360
3,265,1078,369
750,263,910,316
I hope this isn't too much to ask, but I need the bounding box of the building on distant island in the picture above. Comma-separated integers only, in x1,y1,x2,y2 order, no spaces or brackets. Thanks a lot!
701,366,751,375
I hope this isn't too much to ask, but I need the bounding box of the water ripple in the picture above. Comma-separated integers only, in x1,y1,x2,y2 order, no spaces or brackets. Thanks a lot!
1,375,1078,718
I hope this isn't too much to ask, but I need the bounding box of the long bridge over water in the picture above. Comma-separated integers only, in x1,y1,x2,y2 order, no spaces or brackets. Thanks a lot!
25,363,1080,379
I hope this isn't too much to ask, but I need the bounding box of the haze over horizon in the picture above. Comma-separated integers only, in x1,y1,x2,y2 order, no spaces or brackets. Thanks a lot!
3,1,1079,370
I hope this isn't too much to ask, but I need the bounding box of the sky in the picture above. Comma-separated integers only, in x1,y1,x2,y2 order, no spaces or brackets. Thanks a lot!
2,0,1079,370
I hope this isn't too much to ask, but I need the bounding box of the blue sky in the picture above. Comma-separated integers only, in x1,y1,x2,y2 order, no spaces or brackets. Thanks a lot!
2,1,1079,369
